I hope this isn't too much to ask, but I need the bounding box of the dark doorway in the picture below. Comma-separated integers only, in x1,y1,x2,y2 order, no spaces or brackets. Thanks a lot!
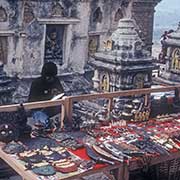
44,25,65,65
0,37,8,65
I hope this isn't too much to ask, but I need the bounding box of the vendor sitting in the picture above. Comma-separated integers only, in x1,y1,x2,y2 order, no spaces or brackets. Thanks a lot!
28,62,64,131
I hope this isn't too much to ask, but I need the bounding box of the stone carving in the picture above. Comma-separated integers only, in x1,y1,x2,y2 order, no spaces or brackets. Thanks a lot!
171,48,180,71
121,0,130,8
0,37,7,65
44,25,64,65
114,8,123,22
88,36,99,55
93,7,102,23
133,73,145,89
104,40,113,51
134,41,143,58
0,7,7,22
52,3,64,17
101,74,110,92
23,2,35,24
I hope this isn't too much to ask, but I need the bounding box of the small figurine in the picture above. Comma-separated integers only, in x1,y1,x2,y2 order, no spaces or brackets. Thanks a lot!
95,104,110,125
111,105,121,121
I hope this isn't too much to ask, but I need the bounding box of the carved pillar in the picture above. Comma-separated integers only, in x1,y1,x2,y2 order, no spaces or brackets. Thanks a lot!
92,69,100,90
111,73,117,92
132,0,160,53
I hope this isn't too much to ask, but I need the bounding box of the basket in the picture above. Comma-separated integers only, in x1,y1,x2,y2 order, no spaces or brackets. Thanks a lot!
172,103,180,114
130,158,180,180
150,158,180,180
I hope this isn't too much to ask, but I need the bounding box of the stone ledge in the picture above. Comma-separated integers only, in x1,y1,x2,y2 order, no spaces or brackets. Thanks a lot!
37,18,80,24
0,31,15,36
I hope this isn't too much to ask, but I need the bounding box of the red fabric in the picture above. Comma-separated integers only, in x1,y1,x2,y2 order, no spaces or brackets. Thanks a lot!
70,148,107,169
167,97,174,104
69,118,180,170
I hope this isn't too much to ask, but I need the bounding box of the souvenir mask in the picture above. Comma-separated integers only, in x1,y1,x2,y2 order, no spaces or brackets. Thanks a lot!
3,141,25,154
32,165,56,176
79,160,95,170
53,160,78,173
46,152,65,161
23,153,45,164
0,104,30,142
0,123,19,143
58,138,84,150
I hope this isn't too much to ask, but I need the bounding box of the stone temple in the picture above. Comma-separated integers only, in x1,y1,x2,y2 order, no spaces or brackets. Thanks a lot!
90,18,154,92
0,0,161,103
157,22,180,85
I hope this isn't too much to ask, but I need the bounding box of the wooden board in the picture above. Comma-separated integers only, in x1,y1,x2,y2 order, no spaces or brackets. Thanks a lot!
0,144,122,180
0,146,38,180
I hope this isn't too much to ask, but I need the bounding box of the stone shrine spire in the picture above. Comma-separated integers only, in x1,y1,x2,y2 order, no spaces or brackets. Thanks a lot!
164,21,180,47
103,18,150,63
158,21,180,84
110,18,147,60
124,0,134,19
90,18,154,92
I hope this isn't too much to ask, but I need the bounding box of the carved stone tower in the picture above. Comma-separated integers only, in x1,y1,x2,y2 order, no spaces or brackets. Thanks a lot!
159,22,180,84
90,18,154,92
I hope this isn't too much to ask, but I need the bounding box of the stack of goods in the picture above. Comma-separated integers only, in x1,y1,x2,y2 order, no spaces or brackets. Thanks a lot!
3,141,26,154
121,97,150,122
84,115,180,163
2,107,180,179
49,132,84,150
73,96,151,132
110,104,121,122
156,114,174,122
18,146,80,175
132,98,150,122
0,105,31,179
2,141,96,178
121,104,134,121
95,104,110,125
0,105,31,143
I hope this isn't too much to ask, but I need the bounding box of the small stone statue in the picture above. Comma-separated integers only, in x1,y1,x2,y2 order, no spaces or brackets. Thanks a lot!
95,104,109,124
111,105,121,121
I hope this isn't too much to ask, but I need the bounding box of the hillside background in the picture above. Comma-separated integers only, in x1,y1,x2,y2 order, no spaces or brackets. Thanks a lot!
152,0,180,57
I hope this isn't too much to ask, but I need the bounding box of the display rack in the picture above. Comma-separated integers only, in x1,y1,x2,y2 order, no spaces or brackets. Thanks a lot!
0,85,180,180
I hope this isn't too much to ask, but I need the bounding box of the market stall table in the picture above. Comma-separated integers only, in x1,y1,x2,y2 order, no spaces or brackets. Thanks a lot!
1,85,180,180
0,142,124,180
1,139,180,180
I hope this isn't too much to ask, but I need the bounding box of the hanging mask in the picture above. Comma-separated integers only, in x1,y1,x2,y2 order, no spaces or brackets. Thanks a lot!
0,123,19,143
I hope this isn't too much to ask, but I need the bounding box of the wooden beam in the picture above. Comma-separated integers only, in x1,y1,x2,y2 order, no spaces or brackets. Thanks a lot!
0,146,38,180
68,85,180,102
60,104,65,130
108,97,113,117
65,98,73,124
0,85,178,121
0,99,65,112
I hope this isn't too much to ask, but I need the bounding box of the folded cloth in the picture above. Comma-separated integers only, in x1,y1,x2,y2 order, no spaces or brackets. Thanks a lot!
32,111,49,128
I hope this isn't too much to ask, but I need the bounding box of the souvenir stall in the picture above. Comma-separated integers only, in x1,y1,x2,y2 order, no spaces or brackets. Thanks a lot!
1,86,180,180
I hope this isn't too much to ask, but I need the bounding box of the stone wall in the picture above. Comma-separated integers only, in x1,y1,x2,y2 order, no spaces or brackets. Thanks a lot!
132,0,161,52
0,0,160,79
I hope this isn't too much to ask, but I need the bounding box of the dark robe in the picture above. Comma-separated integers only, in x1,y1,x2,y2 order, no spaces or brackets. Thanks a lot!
28,76,64,117
28,76,64,102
